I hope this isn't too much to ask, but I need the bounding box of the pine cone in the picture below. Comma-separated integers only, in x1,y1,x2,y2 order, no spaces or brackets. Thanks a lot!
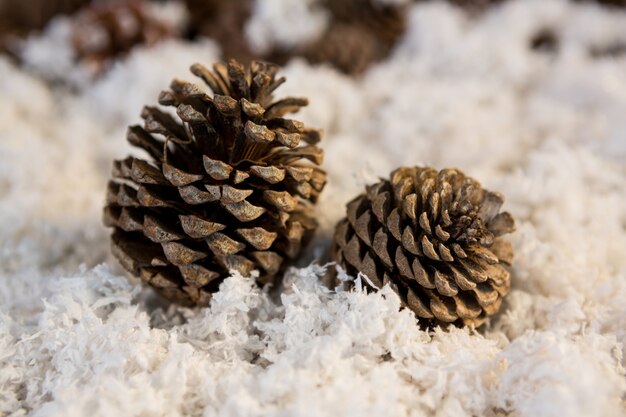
71,0,176,75
303,24,382,76
322,0,406,45
574,0,626,6
332,167,515,327
183,0,254,63
104,59,327,305
309,0,406,75
266,0,406,76
420,0,506,14
0,0,89,56
0,0,89,37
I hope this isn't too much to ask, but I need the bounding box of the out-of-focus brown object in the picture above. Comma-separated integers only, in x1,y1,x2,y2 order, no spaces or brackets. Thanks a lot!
432,0,626,12
181,0,626,76
0,0,90,56
71,0,176,75
332,166,515,328
301,0,406,75
104,59,327,305
530,28,559,54
190,0,406,76
264,0,406,76
0,0,89,37
322,0,406,46
434,0,507,13
184,0,254,63
301,24,381,77
575,0,626,6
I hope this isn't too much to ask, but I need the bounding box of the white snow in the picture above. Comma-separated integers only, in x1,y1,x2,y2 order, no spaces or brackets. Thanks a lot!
1,0,626,416
245,0,329,54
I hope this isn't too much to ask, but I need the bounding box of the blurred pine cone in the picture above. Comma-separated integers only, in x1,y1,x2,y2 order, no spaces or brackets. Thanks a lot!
302,24,382,76
323,0,406,45
0,0,89,56
428,0,506,13
183,0,254,63
71,0,176,75
574,0,626,6
300,0,406,75
0,0,89,38
332,166,515,327
104,59,327,305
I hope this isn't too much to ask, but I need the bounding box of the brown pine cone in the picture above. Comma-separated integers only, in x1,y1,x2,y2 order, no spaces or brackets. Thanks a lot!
419,0,506,14
332,166,515,327
0,0,89,57
323,0,406,45
183,0,254,63
71,0,176,75
0,0,89,37
307,0,406,75
574,0,626,6
267,0,406,76
303,24,381,76
104,59,327,305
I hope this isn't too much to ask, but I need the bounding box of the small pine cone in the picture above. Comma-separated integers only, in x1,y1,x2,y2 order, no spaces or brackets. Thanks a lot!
415,0,506,14
71,0,176,75
183,0,254,63
266,0,406,76
574,0,626,7
303,24,382,76
323,0,406,45
104,59,327,305
303,0,407,75
332,167,515,327
0,0,89,37
0,0,88,56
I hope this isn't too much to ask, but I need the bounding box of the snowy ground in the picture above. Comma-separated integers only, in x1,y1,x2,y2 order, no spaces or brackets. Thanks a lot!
1,1,626,416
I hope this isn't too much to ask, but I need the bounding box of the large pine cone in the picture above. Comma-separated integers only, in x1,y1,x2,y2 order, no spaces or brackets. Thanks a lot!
332,167,515,327
104,59,327,305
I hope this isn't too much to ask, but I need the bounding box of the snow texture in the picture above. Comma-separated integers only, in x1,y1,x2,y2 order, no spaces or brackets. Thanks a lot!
245,0,329,54
1,0,626,416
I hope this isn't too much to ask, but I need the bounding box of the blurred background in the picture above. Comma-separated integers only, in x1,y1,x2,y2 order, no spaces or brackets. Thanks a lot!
1,0,626,80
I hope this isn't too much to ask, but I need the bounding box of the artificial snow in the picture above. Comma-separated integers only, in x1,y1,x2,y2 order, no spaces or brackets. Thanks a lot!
245,0,329,54
1,0,626,416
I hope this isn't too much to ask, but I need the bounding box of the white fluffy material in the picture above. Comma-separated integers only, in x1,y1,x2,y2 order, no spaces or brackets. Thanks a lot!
245,0,329,54
2,1,626,416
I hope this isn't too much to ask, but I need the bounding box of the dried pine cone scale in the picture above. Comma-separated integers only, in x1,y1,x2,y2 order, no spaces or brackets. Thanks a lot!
104,60,326,305
332,167,514,327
